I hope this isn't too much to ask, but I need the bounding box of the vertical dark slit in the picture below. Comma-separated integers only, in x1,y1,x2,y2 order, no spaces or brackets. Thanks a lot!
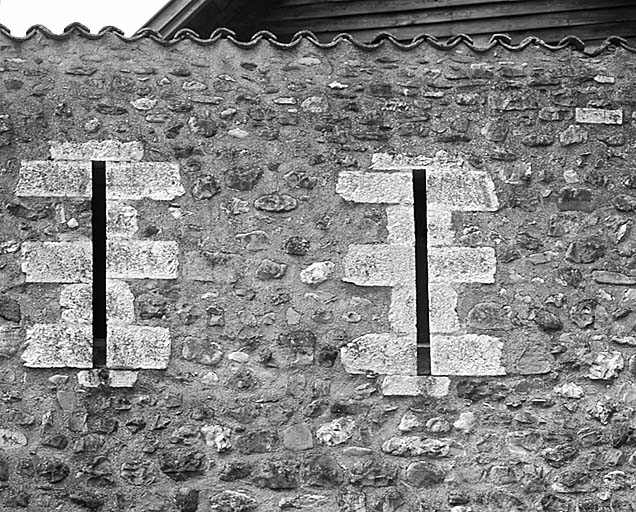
92,161,107,368
413,171,431,375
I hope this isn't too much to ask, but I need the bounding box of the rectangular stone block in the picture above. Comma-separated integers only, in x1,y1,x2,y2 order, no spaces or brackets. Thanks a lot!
429,284,460,333
107,241,179,279
575,108,623,125
21,242,92,283
60,284,92,324
381,375,450,397
342,244,414,287
50,140,144,161
336,172,413,204
107,202,138,239
370,151,466,172
386,205,415,245
426,170,499,211
340,333,416,375
107,325,171,369
427,210,454,246
389,284,416,335
22,324,92,368
428,247,496,283
16,160,91,197
430,334,505,376
107,162,185,200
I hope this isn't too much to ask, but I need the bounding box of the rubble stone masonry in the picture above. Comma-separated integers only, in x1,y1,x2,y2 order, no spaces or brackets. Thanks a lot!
0,30,634,511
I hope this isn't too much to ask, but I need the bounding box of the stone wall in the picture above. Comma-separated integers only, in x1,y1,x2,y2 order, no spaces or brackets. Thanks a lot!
0,30,635,511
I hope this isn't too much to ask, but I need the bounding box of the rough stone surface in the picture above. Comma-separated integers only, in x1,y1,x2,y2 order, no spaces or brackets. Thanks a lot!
49,139,144,161
428,285,461,333
16,160,91,197
342,244,414,286
575,107,623,125
381,376,450,397
430,334,505,376
107,241,179,279
428,247,496,283
336,171,413,204
107,161,185,200
107,325,171,369
22,324,92,368
21,242,92,283
340,334,417,375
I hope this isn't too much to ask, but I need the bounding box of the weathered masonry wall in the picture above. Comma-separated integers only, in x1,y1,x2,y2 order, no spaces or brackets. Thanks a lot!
0,31,635,512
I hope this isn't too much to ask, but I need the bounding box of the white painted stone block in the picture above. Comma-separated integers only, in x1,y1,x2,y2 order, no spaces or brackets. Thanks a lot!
21,242,92,283
107,202,138,239
428,247,496,284
342,244,414,287
426,170,499,211
430,334,505,376
60,284,92,324
106,162,185,200
340,333,417,375
107,241,179,279
50,140,144,161
16,161,91,197
107,280,135,323
336,172,413,204
107,325,171,369
575,108,623,125
386,205,415,245
22,324,92,368
429,284,460,333
389,284,416,335
381,375,450,397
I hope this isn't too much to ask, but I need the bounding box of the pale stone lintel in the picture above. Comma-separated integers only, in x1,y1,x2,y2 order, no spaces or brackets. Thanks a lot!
16,160,91,198
107,241,179,279
428,247,496,284
50,140,144,161
107,202,139,239
575,107,623,125
429,284,460,333
427,210,454,246
340,333,417,375
106,162,185,201
22,242,92,283
389,284,416,335
336,171,413,204
427,170,499,211
342,244,414,287
22,324,92,368
381,375,450,397
431,334,505,376
107,325,171,369
370,150,467,172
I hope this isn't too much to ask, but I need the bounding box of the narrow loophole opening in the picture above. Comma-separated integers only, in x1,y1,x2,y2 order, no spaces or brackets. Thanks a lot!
92,161,107,368
413,171,431,376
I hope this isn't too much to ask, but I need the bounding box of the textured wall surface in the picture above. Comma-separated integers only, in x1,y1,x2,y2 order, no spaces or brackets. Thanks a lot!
0,31,635,511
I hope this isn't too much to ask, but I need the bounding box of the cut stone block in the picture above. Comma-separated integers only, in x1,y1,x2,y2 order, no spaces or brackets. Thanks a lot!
389,284,416,335
428,247,496,284
107,325,171,369
336,171,413,204
426,170,499,211
60,284,92,324
427,210,454,246
108,370,139,387
575,108,623,125
22,324,92,368
370,151,467,172
340,333,417,375
342,244,414,287
50,140,144,161
429,284,460,333
106,162,185,200
381,375,450,397
107,202,138,239
386,205,415,245
107,280,135,323
107,241,179,279
16,160,91,197
431,334,505,376
22,242,92,283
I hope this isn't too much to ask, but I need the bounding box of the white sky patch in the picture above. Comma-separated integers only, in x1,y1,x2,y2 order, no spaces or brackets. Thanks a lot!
0,0,166,35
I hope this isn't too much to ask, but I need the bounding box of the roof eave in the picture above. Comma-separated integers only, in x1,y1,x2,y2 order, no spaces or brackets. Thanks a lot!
141,0,211,37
